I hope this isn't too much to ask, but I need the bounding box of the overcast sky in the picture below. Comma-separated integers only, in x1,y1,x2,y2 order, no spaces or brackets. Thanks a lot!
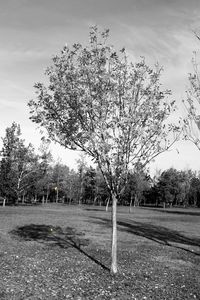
1,0,200,174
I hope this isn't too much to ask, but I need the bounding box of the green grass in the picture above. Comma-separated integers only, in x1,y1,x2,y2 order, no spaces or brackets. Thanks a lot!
0,204,200,299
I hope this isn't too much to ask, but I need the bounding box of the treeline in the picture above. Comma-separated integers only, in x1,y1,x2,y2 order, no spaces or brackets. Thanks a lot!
0,122,200,208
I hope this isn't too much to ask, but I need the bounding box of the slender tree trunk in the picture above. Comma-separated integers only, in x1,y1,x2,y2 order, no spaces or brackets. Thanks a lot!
106,197,109,212
16,196,19,205
194,193,197,207
22,192,25,204
79,171,84,205
134,194,137,207
56,187,58,203
111,192,117,274
175,195,178,206
69,184,72,205
129,195,133,213
93,196,97,206
46,187,49,203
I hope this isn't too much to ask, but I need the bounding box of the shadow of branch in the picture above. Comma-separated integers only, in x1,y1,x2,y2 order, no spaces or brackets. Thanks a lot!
10,224,110,272
142,207,200,217
89,217,200,256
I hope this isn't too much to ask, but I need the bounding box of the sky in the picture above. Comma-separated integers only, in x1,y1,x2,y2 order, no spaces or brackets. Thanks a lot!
1,0,200,175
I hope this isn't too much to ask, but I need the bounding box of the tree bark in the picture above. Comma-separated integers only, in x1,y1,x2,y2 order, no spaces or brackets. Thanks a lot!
22,192,25,204
111,192,117,274
134,194,138,207
106,197,109,212
56,187,58,203
129,195,133,213
46,186,49,203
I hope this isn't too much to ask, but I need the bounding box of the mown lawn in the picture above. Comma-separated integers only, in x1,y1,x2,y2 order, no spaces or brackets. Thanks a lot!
0,204,199,299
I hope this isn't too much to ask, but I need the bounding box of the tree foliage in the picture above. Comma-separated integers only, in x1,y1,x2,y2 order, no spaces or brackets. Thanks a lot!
0,123,38,203
183,48,200,148
29,26,178,197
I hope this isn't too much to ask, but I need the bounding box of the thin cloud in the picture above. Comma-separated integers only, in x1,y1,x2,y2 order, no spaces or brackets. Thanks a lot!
0,48,49,63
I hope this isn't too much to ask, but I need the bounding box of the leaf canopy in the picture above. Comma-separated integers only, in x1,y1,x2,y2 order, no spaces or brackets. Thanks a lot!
29,26,179,193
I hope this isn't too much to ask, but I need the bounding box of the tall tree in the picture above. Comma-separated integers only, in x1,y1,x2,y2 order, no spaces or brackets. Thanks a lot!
121,169,150,211
51,162,70,203
28,26,179,273
0,122,37,204
27,142,53,203
82,167,96,204
155,168,191,208
189,176,200,207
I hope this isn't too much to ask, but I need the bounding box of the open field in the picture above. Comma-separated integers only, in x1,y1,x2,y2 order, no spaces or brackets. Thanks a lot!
0,204,200,300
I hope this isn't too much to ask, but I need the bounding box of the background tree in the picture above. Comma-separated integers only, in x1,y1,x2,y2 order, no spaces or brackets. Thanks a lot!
27,144,52,204
66,169,79,204
188,175,200,207
120,169,150,211
28,26,179,274
50,162,70,203
153,168,191,208
0,122,38,204
94,167,109,206
82,167,96,204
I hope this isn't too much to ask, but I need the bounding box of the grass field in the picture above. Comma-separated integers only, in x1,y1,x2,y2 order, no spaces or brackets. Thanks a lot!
0,204,199,299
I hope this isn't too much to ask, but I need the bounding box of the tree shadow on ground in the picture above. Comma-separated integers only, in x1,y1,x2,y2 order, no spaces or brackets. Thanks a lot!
142,207,200,216
89,217,200,256
10,224,110,272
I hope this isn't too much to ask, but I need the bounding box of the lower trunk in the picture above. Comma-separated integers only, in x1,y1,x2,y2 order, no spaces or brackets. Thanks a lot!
56,188,58,203
111,192,117,274
22,192,25,204
129,195,133,213
16,197,19,205
33,195,37,205
106,197,109,212
194,194,197,207
93,196,97,206
134,194,138,207
46,189,49,203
